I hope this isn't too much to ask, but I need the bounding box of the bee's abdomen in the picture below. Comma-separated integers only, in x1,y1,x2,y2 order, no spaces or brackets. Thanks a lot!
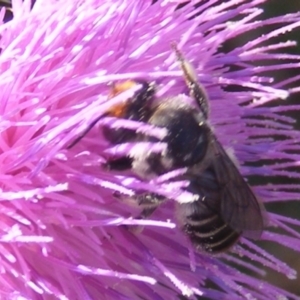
178,171,241,254
181,207,241,254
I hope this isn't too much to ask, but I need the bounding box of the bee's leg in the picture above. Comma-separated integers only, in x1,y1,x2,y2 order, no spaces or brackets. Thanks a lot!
172,43,209,119
114,192,165,230
139,207,158,219
135,192,166,218
104,156,133,171
125,192,166,233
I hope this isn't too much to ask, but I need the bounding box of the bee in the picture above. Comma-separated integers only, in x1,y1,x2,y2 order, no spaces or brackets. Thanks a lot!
68,44,265,254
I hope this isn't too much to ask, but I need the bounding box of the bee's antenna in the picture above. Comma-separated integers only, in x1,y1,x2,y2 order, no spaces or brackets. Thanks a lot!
171,42,209,119
67,114,106,149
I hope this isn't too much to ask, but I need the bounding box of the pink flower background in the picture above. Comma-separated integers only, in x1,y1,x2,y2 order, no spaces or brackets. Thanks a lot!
0,0,300,299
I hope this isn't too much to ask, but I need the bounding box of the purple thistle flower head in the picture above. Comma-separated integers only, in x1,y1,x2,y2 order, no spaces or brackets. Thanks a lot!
1,0,300,299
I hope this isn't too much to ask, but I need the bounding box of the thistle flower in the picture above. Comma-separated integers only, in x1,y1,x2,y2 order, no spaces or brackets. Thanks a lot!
1,0,300,299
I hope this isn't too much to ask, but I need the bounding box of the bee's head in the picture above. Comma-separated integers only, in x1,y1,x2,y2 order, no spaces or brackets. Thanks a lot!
103,80,156,144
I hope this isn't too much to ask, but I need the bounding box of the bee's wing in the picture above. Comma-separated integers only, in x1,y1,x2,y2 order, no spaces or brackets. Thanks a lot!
210,137,265,239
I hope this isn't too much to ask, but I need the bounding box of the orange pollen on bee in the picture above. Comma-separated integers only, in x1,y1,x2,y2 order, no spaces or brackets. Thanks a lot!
106,80,137,117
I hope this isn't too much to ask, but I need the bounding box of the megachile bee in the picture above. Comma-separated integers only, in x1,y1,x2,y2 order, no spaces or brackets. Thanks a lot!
68,44,265,254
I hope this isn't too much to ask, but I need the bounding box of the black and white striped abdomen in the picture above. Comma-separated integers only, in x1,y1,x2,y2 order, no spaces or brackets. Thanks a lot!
179,201,241,254
177,171,241,254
